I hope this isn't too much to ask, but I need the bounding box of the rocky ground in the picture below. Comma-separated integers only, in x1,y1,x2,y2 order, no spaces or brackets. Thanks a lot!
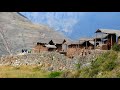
0,50,107,71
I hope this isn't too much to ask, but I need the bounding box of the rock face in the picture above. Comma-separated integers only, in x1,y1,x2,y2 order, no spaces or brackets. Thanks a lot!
0,12,69,55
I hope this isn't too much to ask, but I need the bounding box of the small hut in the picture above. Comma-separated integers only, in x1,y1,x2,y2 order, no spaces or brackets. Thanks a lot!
68,41,81,48
95,29,120,50
79,38,94,49
52,39,67,52
32,39,50,53
32,42,47,53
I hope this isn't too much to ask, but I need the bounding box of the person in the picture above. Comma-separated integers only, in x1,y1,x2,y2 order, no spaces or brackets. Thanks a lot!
28,50,31,53
22,49,24,53
25,49,27,52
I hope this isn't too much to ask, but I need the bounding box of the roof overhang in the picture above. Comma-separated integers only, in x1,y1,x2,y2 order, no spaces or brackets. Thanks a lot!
45,45,57,48
95,29,117,34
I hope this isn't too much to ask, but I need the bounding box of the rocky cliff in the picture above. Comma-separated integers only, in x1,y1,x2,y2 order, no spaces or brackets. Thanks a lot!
0,12,69,55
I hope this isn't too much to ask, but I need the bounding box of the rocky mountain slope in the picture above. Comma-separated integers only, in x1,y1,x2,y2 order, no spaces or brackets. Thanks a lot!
0,12,69,55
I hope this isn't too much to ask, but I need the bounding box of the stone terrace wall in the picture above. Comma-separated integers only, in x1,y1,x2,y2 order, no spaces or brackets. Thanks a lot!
0,50,106,71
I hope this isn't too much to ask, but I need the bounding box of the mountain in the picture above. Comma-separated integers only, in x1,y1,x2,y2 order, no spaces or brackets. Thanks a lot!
0,12,69,55
20,12,120,40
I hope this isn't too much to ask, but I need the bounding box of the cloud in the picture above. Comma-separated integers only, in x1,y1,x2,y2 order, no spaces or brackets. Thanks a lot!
20,12,86,37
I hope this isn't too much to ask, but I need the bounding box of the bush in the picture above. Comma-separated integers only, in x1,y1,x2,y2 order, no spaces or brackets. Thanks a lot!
112,43,120,51
79,51,118,78
79,67,91,78
89,68,99,77
75,63,81,70
101,60,116,71
48,71,62,78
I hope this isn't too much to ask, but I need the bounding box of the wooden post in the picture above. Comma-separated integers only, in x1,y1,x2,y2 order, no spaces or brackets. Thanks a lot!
111,34,112,49
95,33,97,49
86,41,87,49
102,32,103,44
116,36,117,44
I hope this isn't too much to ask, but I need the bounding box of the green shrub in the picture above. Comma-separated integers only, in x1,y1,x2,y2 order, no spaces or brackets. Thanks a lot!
92,51,117,69
88,68,100,78
48,71,62,78
91,57,104,68
79,51,118,78
108,51,118,60
112,43,120,51
102,60,116,71
79,67,91,78
75,63,81,70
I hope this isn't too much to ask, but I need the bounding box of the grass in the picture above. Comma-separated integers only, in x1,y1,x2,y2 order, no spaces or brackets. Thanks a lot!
112,43,120,51
78,50,119,78
48,71,62,78
0,65,50,78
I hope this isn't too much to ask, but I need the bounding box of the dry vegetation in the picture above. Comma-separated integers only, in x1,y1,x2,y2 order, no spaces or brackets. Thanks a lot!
0,50,120,78
0,65,50,78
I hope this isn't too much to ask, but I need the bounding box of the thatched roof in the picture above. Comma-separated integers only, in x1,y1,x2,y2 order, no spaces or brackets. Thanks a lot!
78,38,94,45
95,29,120,36
51,39,66,44
37,38,68,44
45,45,56,48
89,41,94,45
68,40,94,45
93,33,108,39
70,41,81,44
79,38,94,41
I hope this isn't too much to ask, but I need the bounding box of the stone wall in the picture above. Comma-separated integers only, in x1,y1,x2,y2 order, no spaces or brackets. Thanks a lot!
0,50,106,71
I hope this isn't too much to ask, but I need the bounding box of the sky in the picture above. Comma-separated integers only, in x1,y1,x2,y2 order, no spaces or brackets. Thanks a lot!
20,12,120,40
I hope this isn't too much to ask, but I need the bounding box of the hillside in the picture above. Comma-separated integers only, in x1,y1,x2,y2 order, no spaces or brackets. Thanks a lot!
0,12,69,55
